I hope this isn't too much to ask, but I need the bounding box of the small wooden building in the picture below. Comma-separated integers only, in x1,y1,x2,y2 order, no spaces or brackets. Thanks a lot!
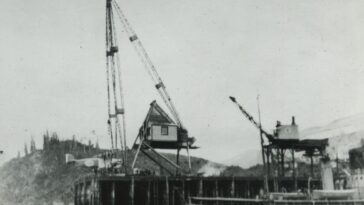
136,101,194,150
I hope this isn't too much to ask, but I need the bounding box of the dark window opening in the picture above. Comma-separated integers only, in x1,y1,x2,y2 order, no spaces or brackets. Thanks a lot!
161,125,168,135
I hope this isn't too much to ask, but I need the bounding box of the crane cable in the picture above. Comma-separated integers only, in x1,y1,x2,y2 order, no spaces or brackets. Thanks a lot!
229,96,274,141
112,1,184,128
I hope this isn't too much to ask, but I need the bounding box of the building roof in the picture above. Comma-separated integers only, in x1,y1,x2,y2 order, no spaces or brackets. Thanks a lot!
143,100,175,125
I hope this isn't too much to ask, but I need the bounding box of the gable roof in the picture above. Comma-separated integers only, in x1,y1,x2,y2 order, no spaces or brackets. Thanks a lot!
143,100,175,125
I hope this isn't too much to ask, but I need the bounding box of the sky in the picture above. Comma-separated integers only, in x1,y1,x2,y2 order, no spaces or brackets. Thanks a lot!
0,0,363,164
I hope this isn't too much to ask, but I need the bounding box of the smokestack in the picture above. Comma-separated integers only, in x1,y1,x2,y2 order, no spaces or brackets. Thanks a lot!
292,116,296,125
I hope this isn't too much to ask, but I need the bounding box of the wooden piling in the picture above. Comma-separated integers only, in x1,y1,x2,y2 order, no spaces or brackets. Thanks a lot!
231,178,235,197
111,182,115,205
165,176,169,205
198,179,203,205
146,180,151,205
129,176,135,205
215,180,219,205
181,179,185,203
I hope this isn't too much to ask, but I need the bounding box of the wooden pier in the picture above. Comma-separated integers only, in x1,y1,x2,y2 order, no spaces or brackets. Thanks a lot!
74,175,321,205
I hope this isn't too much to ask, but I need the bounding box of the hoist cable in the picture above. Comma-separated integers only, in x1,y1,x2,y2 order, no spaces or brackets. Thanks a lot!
112,1,184,128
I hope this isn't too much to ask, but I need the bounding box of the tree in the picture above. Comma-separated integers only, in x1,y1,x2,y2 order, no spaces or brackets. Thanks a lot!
24,143,28,156
43,131,50,150
96,140,100,150
30,136,36,153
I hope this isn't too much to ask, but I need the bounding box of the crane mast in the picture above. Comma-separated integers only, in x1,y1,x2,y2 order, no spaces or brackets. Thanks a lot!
112,1,184,129
105,0,128,170
229,96,274,141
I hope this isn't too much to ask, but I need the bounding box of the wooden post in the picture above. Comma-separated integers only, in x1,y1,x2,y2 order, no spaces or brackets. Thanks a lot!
171,180,175,205
82,180,86,205
129,176,135,205
292,149,297,191
146,180,151,205
281,149,285,177
90,180,94,205
154,180,158,205
176,148,180,175
246,180,250,198
266,148,271,177
310,155,314,178
75,184,78,205
198,179,203,205
231,177,235,197
181,179,185,204
215,180,219,205
111,182,115,205
165,176,170,205
273,149,278,192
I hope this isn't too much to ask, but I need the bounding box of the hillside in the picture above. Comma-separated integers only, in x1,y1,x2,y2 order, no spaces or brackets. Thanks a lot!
301,113,364,159
0,136,221,205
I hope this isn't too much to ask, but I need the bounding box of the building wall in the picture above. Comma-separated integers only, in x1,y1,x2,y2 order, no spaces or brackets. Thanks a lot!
149,125,178,142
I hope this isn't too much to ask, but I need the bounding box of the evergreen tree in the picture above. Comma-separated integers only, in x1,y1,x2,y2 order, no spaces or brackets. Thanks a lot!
43,131,50,150
30,136,36,153
24,143,28,156
96,139,100,150
72,135,76,150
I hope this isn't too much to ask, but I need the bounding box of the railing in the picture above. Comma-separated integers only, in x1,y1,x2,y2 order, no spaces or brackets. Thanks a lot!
188,197,364,205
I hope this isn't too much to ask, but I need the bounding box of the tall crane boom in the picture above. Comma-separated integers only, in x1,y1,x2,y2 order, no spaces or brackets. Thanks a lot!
229,96,274,141
112,1,184,129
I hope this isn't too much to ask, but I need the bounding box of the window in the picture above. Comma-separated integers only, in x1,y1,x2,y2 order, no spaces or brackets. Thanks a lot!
161,125,168,135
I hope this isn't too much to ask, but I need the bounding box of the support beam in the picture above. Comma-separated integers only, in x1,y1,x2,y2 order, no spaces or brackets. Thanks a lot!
281,149,285,177
291,149,297,191
186,145,192,173
141,150,174,175
131,138,143,170
143,142,181,170
310,155,314,178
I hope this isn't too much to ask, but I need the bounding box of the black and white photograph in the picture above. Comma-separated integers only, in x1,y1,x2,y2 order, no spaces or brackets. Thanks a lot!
0,0,364,204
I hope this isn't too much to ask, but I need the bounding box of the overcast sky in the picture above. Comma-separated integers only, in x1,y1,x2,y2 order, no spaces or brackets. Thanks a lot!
0,0,363,164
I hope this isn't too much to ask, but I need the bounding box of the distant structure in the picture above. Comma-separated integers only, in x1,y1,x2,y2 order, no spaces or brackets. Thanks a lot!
229,96,328,192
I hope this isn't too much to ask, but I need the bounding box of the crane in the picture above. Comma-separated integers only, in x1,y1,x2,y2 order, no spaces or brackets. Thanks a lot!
229,96,274,141
111,1,184,130
229,96,272,192
106,0,195,172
